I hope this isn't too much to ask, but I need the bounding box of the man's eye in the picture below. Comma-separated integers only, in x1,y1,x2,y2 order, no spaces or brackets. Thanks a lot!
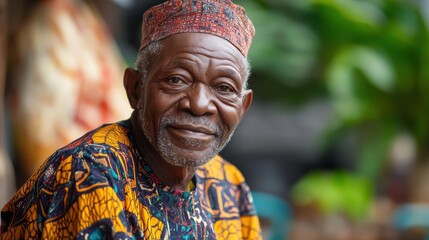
217,85,235,93
167,77,184,84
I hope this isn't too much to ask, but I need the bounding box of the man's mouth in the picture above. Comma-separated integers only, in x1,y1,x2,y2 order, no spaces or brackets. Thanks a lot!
167,124,217,140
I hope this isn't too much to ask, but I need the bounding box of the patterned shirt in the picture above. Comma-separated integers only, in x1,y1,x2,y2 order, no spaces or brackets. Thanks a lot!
1,120,262,239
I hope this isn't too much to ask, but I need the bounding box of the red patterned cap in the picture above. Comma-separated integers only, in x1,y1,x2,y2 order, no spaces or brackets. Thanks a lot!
140,0,255,57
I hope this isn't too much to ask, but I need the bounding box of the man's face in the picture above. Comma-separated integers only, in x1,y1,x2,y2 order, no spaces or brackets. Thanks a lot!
136,33,252,167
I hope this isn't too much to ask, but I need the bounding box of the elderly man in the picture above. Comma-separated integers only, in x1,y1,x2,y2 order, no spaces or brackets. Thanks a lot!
1,0,261,239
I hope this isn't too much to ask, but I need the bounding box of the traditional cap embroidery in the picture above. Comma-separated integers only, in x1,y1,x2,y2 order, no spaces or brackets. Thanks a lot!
140,0,255,57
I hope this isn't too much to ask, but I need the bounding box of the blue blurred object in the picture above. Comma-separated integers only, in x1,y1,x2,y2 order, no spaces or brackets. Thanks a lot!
392,204,429,240
252,191,292,240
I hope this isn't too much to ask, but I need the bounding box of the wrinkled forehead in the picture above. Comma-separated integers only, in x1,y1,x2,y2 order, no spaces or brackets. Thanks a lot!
158,33,247,84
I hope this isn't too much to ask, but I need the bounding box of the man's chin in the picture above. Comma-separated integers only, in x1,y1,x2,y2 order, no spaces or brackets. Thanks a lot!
160,145,218,168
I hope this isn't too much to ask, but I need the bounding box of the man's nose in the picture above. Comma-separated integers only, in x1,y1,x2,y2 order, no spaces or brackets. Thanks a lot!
179,84,216,116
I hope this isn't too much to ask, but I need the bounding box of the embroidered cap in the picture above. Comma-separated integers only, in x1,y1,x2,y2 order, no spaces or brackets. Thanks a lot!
140,0,255,57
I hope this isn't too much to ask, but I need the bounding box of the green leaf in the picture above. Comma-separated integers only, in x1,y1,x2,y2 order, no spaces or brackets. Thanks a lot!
312,0,385,27
326,46,394,122
291,170,374,221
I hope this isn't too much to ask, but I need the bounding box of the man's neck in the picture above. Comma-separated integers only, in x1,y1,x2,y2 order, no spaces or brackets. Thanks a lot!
130,113,197,191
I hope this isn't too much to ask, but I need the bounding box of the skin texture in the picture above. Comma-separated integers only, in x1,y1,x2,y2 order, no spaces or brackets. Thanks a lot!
124,33,253,191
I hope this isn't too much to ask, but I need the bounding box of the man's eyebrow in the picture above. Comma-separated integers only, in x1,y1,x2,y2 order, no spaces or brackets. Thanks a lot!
166,58,242,81
214,64,243,79
217,66,241,75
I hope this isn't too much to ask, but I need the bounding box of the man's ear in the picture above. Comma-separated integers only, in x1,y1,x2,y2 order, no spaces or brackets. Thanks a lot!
123,68,141,109
239,89,253,118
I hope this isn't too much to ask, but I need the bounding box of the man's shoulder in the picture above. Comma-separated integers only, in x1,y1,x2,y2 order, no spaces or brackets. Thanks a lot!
197,155,245,185
63,120,133,151
48,120,135,181
11,120,134,202
1,121,136,216
202,155,237,170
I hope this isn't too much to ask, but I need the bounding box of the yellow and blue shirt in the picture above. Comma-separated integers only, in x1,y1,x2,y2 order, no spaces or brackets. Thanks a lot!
1,120,262,239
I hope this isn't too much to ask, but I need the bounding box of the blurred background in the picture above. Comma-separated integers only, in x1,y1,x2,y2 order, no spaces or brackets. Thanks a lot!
1,0,429,239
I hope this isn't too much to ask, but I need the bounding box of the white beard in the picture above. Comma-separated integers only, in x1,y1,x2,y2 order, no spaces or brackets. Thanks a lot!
136,97,235,167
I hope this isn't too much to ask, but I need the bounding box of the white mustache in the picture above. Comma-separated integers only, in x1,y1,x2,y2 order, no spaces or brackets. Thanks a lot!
160,115,221,136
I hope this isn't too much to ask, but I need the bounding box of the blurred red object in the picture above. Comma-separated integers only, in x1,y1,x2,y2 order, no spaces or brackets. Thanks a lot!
8,0,131,180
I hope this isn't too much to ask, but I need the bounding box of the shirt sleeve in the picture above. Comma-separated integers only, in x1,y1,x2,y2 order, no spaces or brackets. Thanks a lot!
202,156,263,240
1,145,133,239
238,183,263,240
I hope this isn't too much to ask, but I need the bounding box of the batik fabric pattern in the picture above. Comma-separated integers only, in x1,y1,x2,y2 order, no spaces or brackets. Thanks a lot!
0,120,262,239
140,0,255,57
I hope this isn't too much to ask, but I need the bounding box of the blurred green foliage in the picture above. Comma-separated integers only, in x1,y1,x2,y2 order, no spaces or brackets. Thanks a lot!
238,0,429,180
291,170,373,221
